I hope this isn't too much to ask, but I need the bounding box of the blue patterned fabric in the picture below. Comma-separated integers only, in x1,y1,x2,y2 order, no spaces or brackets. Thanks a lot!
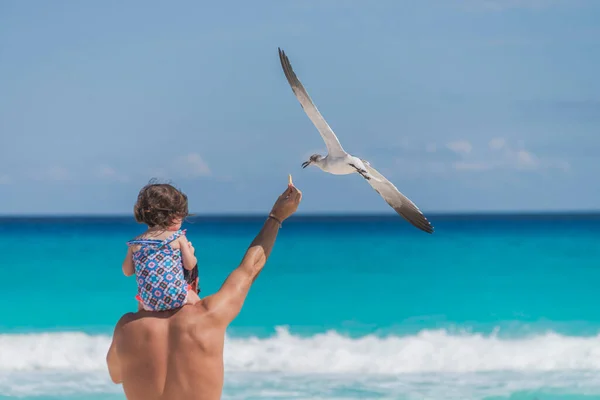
127,230,188,311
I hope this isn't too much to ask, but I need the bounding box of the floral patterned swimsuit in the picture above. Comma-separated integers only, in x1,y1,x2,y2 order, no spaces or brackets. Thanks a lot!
127,229,190,311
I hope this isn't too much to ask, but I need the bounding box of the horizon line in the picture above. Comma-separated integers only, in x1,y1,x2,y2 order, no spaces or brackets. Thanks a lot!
1,210,600,219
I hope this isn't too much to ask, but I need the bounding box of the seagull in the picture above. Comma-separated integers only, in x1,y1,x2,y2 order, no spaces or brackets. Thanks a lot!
278,48,434,234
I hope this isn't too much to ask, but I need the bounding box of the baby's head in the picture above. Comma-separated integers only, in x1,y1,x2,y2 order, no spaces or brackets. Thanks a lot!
134,182,188,231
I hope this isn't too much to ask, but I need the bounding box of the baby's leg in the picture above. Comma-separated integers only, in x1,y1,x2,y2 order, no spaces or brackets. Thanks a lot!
186,290,200,305
136,298,152,311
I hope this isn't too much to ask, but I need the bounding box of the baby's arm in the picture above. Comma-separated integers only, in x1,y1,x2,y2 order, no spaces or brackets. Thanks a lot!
178,235,197,271
122,247,135,277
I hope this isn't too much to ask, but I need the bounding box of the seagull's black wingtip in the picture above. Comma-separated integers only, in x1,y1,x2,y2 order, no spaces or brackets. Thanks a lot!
420,226,434,234
414,219,434,234
423,221,435,234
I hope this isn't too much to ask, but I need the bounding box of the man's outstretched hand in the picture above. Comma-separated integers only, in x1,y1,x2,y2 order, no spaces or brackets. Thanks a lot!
270,176,302,223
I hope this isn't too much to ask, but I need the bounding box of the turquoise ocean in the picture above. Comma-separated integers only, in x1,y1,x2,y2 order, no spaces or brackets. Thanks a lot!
1,214,599,400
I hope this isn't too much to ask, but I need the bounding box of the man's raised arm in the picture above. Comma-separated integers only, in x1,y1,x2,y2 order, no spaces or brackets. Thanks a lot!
202,181,302,326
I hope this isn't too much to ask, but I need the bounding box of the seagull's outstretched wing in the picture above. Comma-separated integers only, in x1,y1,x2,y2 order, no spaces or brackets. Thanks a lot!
362,162,434,234
278,48,346,158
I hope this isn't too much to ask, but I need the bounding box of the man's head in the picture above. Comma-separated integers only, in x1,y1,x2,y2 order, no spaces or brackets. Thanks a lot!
134,182,188,230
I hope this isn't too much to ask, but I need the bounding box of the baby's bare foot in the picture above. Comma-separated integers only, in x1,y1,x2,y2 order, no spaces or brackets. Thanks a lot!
187,290,201,305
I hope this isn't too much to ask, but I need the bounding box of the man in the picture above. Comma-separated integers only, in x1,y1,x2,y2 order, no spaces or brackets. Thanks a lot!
106,182,302,400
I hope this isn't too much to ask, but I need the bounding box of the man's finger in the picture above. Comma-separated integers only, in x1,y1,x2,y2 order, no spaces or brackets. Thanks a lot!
282,188,295,199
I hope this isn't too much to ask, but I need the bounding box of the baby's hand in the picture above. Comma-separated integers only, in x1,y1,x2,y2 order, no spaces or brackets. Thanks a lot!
178,235,197,271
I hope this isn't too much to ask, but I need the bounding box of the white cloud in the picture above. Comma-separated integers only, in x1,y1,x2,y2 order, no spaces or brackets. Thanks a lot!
515,149,539,168
175,153,211,178
490,141,541,170
33,166,73,181
94,165,129,183
147,168,170,180
489,137,506,150
0,174,10,184
382,136,570,179
459,138,568,172
452,161,492,171
446,140,473,155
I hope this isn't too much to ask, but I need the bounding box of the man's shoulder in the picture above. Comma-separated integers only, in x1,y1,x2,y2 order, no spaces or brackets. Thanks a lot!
113,311,170,351
174,302,213,324
114,311,166,338
118,312,137,323
165,301,230,338
115,303,216,334
113,312,141,336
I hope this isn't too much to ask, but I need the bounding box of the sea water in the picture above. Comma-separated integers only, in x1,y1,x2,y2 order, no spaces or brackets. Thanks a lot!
0,214,599,400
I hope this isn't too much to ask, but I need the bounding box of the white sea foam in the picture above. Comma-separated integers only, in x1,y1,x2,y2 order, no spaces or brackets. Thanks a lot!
0,331,111,371
225,326,600,373
2,327,600,398
2,327,600,373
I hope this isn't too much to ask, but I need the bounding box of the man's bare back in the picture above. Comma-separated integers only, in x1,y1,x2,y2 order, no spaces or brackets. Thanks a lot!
110,304,225,400
107,182,302,400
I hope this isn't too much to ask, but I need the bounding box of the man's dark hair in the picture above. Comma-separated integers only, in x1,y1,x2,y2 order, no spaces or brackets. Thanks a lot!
133,182,188,228
184,264,200,293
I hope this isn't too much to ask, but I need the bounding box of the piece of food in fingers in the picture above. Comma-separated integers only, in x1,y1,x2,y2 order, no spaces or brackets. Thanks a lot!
288,174,293,186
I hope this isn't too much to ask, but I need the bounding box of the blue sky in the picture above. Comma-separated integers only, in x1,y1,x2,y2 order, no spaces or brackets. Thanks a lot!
1,0,599,215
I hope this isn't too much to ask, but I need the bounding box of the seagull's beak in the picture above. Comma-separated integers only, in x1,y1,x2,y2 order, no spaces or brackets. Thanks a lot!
301,160,311,169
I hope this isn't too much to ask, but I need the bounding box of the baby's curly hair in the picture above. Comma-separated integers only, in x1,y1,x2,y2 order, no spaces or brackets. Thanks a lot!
133,181,189,228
